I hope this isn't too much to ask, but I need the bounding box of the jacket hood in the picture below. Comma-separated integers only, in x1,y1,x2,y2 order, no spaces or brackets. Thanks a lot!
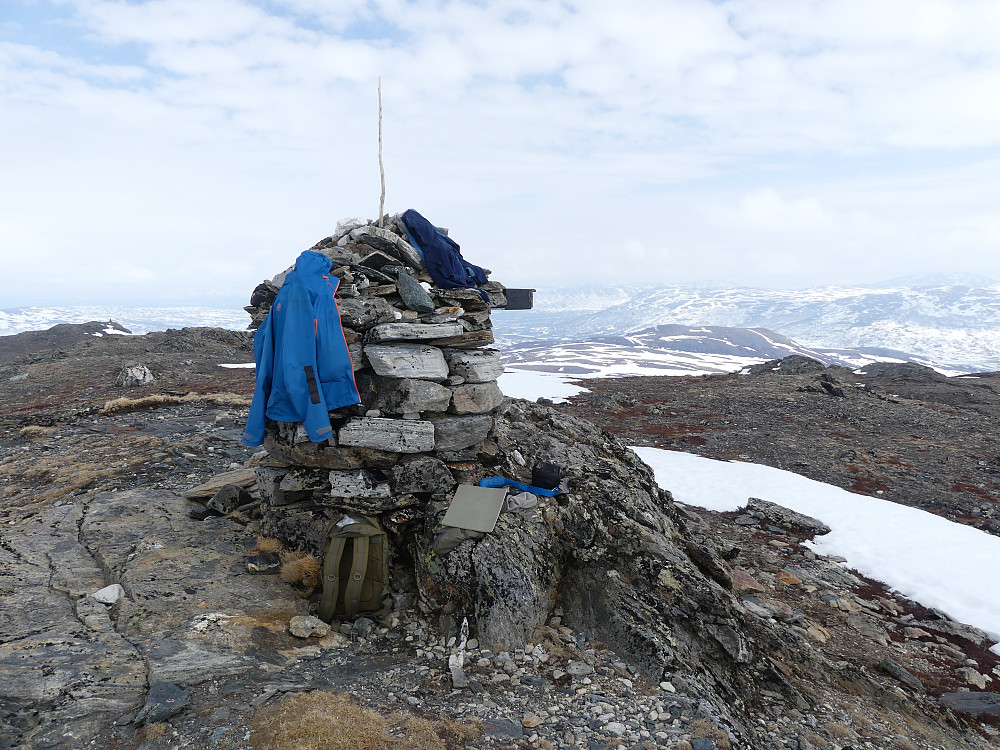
294,250,333,276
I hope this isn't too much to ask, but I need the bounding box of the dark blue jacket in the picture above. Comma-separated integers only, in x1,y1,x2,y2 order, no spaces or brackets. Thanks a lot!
242,251,360,446
400,209,489,295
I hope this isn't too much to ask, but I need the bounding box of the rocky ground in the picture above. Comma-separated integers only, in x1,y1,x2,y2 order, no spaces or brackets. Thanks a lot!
1,327,999,750
556,356,1000,536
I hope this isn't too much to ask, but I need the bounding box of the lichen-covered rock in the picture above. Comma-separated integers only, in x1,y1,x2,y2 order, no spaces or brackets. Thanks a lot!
328,469,392,499
338,417,435,453
115,362,155,387
365,322,463,343
365,344,449,381
429,415,494,451
444,348,504,383
373,377,452,415
389,455,455,496
449,381,505,414
336,296,397,329
744,497,831,536
262,437,400,470
411,400,806,746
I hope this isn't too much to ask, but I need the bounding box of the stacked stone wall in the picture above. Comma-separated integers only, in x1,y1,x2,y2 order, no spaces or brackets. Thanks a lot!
243,216,507,562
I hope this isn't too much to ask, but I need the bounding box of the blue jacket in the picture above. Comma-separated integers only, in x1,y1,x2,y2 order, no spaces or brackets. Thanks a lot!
400,209,489,296
242,251,361,446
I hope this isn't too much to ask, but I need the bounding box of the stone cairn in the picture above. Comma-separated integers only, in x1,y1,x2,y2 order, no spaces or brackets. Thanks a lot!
243,215,508,588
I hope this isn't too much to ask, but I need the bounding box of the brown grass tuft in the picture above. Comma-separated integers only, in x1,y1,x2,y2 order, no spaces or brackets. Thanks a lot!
689,719,731,750
824,723,852,739
101,392,250,415
19,425,57,440
280,551,321,592
253,537,284,554
140,722,167,741
250,691,482,750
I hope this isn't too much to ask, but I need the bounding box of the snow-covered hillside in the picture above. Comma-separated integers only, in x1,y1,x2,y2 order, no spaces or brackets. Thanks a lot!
0,306,249,336
493,281,1000,371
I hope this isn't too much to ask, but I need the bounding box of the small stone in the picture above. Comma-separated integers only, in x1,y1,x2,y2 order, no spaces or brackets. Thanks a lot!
450,665,470,688
521,713,543,728
115,363,154,387
289,616,331,638
805,624,830,643
732,569,765,593
134,681,189,726
958,667,989,689
245,552,282,574
879,656,925,693
396,271,436,312
352,617,377,638
659,681,676,692
91,584,124,605
605,722,626,736
207,484,251,515
566,660,595,676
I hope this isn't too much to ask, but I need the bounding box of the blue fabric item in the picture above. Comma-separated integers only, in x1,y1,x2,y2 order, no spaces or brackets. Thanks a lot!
478,476,560,497
400,209,489,301
242,251,361,447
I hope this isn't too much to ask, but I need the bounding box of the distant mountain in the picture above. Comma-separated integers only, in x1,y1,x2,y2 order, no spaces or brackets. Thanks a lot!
0,306,250,337
502,324,942,379
493,281,1000,372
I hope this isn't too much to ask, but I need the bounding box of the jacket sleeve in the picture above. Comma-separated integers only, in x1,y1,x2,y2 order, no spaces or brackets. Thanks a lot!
241,315,274,446
280,284,335,443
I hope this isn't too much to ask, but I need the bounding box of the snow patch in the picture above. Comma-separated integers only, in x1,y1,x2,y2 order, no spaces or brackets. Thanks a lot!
632,447,1000,655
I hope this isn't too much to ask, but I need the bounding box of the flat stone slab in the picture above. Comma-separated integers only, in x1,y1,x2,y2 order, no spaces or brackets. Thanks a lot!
328,469,392,498
430,415,494,451
445,348,504,383
336,296,396,330
338,417,435,453
365,322,463,343
365,344,448,381
450,381,505,414
426,329,495,349
744,497,831,536
373,377,452,415
183,468,257,499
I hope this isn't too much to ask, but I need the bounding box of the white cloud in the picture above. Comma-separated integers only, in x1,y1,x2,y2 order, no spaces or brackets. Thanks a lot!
3,0,1000,303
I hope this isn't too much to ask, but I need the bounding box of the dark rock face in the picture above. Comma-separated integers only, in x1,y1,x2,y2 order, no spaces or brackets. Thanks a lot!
940,691,1000,717
743,497,831,536
409,401,796,741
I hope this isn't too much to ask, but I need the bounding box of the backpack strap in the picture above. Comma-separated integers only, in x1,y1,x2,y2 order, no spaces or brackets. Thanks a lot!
342,534,369,619
318,534,348,622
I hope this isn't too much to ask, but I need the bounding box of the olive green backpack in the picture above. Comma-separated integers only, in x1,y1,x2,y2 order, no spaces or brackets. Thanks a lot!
318,514,389,622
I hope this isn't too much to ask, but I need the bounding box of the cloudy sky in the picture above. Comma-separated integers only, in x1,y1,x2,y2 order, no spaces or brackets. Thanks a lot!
3,0,1000,306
